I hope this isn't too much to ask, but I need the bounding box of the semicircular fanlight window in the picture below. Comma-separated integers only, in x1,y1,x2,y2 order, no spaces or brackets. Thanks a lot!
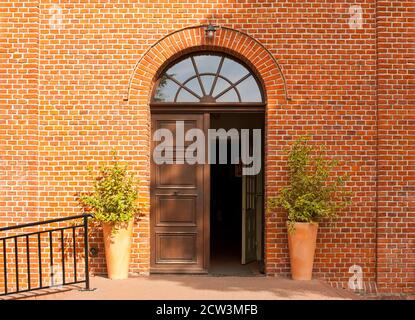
152,53,264,103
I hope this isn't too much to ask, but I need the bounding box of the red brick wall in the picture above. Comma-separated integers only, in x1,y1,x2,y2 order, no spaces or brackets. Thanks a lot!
1,0,39,225
376,0,415,294
0,0,413,295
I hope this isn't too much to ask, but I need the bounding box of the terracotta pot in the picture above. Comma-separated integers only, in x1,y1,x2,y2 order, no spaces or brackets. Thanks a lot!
287,222,318,281
102,219,134,280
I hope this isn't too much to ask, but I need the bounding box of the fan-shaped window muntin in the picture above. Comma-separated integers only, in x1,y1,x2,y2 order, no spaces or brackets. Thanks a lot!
152,53,264,104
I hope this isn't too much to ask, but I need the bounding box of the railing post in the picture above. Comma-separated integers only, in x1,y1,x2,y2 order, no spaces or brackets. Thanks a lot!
83,215,90,291
3,239,7,295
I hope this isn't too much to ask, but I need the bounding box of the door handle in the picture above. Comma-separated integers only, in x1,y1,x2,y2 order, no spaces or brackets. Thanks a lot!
163,191,194,196
165,191,181,196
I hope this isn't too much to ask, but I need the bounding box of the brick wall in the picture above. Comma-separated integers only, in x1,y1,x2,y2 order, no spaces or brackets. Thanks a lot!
0,0,413,295
1,0,39,226
376,0,414,294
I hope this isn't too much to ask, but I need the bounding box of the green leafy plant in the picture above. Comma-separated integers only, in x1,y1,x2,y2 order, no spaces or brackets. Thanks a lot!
79,154,140,225
268,136,352,232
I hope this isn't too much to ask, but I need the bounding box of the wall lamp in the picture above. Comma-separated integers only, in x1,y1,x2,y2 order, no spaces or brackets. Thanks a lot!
205,24,219,39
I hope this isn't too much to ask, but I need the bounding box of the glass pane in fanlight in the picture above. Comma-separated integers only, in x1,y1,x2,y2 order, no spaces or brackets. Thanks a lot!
153,78,180,102
216,89,239,103
219,58,249,83
194,55,222,74
212,77,232,97
184,78,203,97
236,76,263,102
176,89,200,102
200,75,215,94
165,58,195,83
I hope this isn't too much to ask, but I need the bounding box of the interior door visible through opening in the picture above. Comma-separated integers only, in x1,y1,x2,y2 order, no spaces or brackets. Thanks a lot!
242,170,263,264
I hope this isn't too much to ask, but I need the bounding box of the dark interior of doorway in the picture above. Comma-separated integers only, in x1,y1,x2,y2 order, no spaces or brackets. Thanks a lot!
209,113,263,276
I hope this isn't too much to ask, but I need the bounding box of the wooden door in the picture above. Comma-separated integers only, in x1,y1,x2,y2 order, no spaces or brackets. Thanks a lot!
150,114,209,273
242,172,257,264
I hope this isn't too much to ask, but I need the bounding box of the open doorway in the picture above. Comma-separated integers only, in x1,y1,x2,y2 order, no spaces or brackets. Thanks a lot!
209,113,264,276
149,52,267,274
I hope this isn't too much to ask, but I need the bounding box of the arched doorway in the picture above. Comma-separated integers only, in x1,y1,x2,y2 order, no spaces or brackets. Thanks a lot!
150,52,265,274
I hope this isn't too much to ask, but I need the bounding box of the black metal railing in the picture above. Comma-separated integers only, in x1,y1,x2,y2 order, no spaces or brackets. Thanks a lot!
0,214,92,296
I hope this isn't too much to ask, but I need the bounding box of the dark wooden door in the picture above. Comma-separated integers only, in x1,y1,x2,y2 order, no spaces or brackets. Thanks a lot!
150,113,209,273
242,173,258,264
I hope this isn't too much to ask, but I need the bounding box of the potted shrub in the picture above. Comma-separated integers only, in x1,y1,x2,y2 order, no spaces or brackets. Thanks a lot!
268,137,351,280
79,156,140,280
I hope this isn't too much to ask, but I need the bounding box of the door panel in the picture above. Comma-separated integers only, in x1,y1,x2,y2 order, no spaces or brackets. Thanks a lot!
157,163,197,187
151,114,208,273
156,195,197,226
156,233,197,263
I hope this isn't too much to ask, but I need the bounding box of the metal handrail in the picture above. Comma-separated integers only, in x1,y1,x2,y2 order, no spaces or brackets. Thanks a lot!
0,214,93,296
0,214,92,232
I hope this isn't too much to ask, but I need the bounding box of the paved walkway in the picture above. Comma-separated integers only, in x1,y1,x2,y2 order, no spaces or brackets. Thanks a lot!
11,275,357,300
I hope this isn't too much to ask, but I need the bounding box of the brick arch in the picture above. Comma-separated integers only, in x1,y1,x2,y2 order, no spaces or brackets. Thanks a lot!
127,26,288,105
126,26,288,275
